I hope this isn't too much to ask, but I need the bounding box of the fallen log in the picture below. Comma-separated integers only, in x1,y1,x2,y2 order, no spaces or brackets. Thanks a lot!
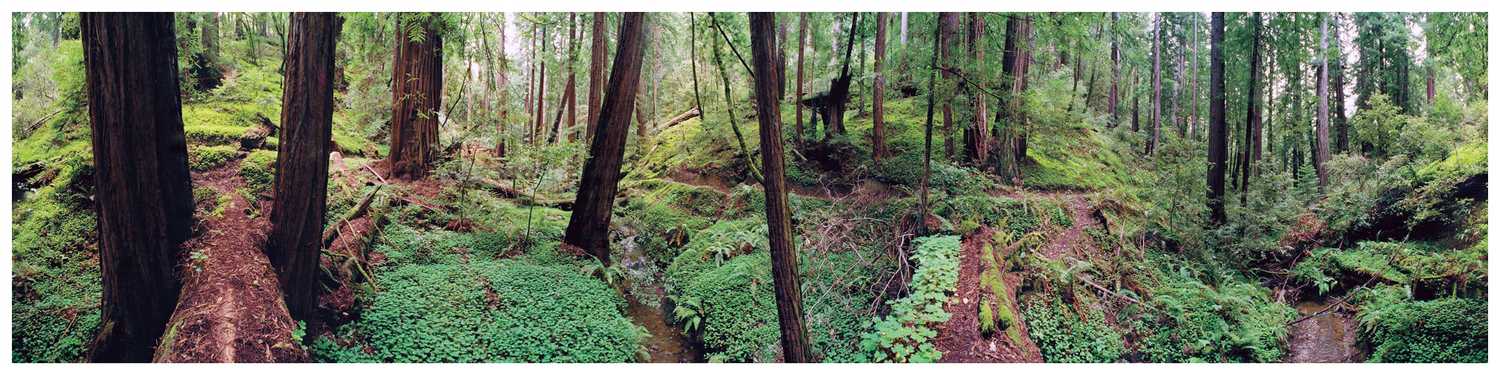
239,114,279,151
478,177,575,210
659,107,701,129
153,191,305,363
322,184,383,248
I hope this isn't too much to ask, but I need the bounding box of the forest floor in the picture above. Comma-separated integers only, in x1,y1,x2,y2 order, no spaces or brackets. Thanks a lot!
156,158,304,362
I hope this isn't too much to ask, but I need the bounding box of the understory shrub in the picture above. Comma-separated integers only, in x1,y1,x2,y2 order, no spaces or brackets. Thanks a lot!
1021,295,1124,363
859,235,961,363
1353,287,1486,363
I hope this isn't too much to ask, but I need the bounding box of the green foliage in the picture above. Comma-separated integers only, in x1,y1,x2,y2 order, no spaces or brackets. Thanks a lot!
1021,295,1125,363
188,144,240,171
1296,242,1486,297
859,235,961,363
873,150,995,196
1351,93,1406,158
1132,260,1294,363
1354,289,1486,363
346,259,643,362
239,149,278,196
933,195,1039,238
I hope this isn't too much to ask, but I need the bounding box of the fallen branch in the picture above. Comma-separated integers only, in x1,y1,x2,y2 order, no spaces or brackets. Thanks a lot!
479,177,575,209
659,107,701,129
322,184,383,248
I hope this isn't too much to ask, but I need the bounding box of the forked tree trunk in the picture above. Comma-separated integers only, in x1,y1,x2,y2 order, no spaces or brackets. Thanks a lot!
871,12,889,163
748,13,812,362
563,13,646,264
389,13,442,180
1207,13,1228,225
81,12,195,362
268,12,337,321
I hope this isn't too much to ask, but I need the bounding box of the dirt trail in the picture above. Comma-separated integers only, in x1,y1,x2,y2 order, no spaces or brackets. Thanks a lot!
1286,300,1362,362
934,228,1044,362
154,159,305,362
1039,194,1103,261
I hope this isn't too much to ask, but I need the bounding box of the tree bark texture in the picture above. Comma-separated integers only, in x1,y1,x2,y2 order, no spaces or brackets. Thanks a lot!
389,13,442,180
1207,13,1228,225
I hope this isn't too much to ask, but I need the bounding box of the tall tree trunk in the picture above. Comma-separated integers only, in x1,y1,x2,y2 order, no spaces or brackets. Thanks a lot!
389,13,442,180
1207,13,1228,226
748,13,812,362
534,22,549,145
1148,13,1162,156
919,14,942,233
202,12,220,63
1240,12,1262,203
994,14,1029,184
586,12,608,142
496,14,510,158
1332,14,1349,153
963,12,988,165
267,12,337,322
900,12,908,45
872,12,889,163
794,13,808,143
566,14,580,142
550,13,579,144
1315,15,1331,191
81,13,194,362
1108,12,1121,126
938,12,958,158
525,22,537,139
777,15,788,101
1191,15,1200,139
563,13,646,264
823,12,860,140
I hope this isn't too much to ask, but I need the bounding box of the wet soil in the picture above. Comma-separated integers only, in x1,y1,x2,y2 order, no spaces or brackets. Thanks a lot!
617,231,703,363
1286,299,1362,362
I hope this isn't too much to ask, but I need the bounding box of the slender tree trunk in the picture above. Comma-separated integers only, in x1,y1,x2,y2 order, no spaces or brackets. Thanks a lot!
497,14,510,158
267,12,337,322
563,13,645,264
872,12,889,163
708,13,763,183
938,12,958,158
1207,13,1228,226
748,13,811,362
389,13,442,180
586,12,608,142
81,13,194,362
525,22,537,139
777,15,788,101
1315,15,1331,191
1190,15,1200,139
566,14,580,142
550,13,579,144
1148,13,1162,156
1332,14,1349,153
918,14,942,233
794,13,808,143
534,23,549,145
1108,12,1120,126
1240,12,1262,203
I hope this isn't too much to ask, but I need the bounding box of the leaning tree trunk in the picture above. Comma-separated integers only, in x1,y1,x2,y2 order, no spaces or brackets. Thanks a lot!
389,13,442,180
585,12,608,142
1207,13,1228,225
563,13,646,264
268,12,337,322
81,12,195,362
871,12,889,163
748,13,812,362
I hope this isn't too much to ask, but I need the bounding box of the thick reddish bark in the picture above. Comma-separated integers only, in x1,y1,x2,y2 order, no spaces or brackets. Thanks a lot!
993,14,1030,184
389,13,442,180
962,13,988,164
586,12,607,142
748,13,812,362
871,12,889,163
268,12,337,321
81,12,195,362
563,13,645,264
1208,13,1228,225
938,12,958,158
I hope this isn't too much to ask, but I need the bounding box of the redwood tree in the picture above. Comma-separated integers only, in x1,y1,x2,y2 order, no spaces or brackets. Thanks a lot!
1148,13,1162,156
1315,14,1331,190
563,12,646,264
1240,12,1263,202
81,12,195,362
938,12,958,158
389,13,442,180
794,13,808,142
963,12,988,165
585,12,608,142
748,12,812,362
267,12,337,321
1207,13,1228,225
